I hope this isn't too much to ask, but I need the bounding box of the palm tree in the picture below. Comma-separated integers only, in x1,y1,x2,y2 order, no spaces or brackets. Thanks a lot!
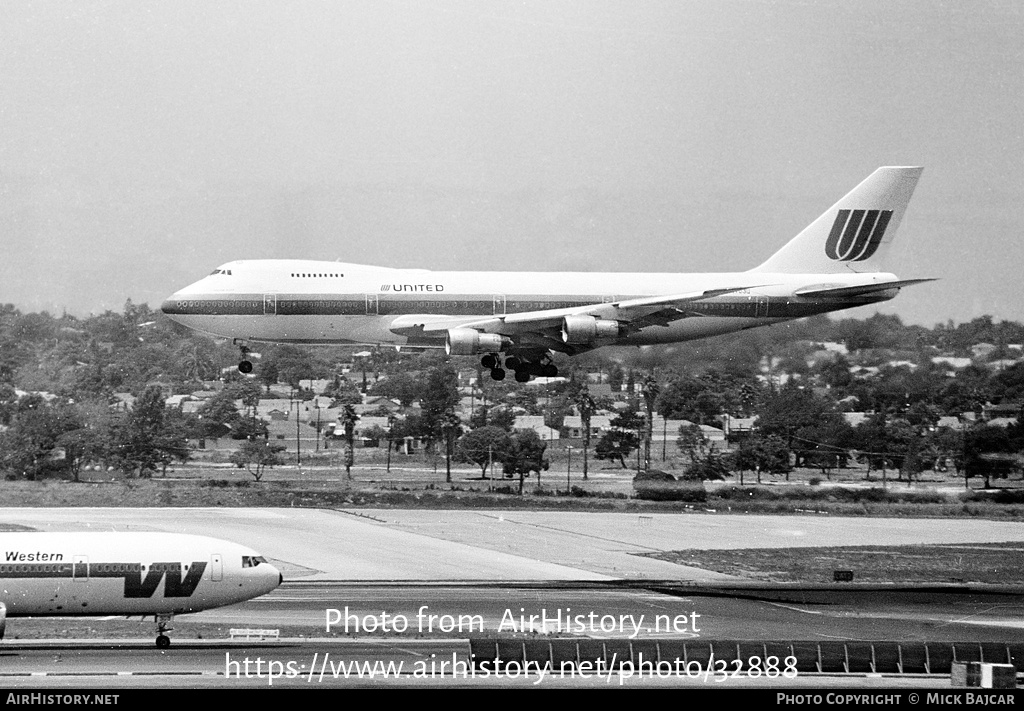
641,375,661,472
573,386,596,480
340,404,359,480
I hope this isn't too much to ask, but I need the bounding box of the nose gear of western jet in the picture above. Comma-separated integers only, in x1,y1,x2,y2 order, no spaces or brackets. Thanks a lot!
155,613,174,649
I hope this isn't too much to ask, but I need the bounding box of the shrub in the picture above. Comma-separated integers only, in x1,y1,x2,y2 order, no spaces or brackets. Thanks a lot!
963,489,1024,504
634,481,708,502
714,486,764,501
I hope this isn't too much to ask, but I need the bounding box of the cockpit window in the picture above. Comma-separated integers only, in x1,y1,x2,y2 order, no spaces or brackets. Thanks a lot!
209,269,233,276
242,555,268,568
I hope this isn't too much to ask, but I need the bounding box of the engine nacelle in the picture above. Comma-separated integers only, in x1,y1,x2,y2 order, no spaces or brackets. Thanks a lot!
445,328,507,355
561,315,621,344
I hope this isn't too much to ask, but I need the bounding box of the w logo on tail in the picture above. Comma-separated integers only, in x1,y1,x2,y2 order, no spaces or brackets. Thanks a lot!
824,209,894,261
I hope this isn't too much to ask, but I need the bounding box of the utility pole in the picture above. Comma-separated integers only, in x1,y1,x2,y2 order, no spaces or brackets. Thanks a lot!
290,388,301,466
566,445,572,492
441,409,460,484
386,414,396,473
642,375,660,474
636,426,642,476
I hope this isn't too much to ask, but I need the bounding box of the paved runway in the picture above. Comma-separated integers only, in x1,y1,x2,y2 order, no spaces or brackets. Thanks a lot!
2,581,1021,688
1,507,1022,689
3,507,1023,581
0,638,966,689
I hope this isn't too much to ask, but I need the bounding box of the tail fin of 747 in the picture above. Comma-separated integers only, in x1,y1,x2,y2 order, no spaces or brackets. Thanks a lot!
752,166,923,275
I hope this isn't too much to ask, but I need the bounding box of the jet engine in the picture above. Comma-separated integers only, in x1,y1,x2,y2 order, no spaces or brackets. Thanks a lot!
561,315,620,344
445,328,508,355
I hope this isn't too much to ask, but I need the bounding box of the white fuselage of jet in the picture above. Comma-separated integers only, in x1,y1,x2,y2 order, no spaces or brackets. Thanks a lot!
161,260,901,349
0,532,281,618
160,167,931,377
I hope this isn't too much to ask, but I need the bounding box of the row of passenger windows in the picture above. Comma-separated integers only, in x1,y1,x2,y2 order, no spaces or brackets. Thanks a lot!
177,301,261,309
0,564,70,574
709,303,759,311
291,273,344,278
0,562,195,574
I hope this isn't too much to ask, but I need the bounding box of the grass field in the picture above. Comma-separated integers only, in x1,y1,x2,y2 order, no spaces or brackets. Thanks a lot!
646,542,1024,584
2,457,1023,518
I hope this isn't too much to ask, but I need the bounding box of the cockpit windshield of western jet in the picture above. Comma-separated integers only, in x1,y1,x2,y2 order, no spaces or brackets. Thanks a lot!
0,532,281,648
162,167,934,380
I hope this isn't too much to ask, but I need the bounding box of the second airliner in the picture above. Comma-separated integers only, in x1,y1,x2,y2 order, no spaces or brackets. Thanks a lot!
162,167,933,381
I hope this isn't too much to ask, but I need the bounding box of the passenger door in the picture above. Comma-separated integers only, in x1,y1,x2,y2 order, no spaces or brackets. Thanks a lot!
73,556,89,581
263,294,278,315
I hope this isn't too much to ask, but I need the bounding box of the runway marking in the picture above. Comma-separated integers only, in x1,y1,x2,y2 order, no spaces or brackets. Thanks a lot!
3,672,210,677
946,603,1024,627
334,510,389,524
394,646,430,658
471,513,665,553
765,602,824,615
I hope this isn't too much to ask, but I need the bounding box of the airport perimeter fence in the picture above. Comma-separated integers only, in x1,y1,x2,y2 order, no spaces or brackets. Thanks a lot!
468,638,1024,677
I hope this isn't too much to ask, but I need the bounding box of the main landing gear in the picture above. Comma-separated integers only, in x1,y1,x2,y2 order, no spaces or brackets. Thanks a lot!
481,353,505,381
155,613,174,649
481,354,558,382
235,340,253,374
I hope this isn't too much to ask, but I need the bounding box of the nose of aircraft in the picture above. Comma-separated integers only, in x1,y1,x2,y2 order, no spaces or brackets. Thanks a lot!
160,294,181,318
262,562,283,594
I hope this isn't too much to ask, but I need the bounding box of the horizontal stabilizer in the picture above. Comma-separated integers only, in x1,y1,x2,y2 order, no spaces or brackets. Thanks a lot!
794,278,936,299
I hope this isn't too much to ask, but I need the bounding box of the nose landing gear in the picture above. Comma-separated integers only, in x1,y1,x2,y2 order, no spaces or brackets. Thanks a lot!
155,613,174,649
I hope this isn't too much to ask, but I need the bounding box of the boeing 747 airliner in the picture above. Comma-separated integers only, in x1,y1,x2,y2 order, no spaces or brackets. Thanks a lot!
162,167,933,381
0,532,281,648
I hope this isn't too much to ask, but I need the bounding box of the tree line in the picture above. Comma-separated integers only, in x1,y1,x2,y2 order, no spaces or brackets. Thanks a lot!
3,302,1024,486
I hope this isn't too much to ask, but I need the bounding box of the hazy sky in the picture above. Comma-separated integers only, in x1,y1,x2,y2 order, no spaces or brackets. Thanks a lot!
2,1,1022,326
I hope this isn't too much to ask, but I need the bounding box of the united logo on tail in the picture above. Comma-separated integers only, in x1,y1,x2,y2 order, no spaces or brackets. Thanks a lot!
824,209,894,261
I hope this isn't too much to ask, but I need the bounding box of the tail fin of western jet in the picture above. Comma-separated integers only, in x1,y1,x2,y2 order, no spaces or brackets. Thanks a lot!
751,166,923,274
